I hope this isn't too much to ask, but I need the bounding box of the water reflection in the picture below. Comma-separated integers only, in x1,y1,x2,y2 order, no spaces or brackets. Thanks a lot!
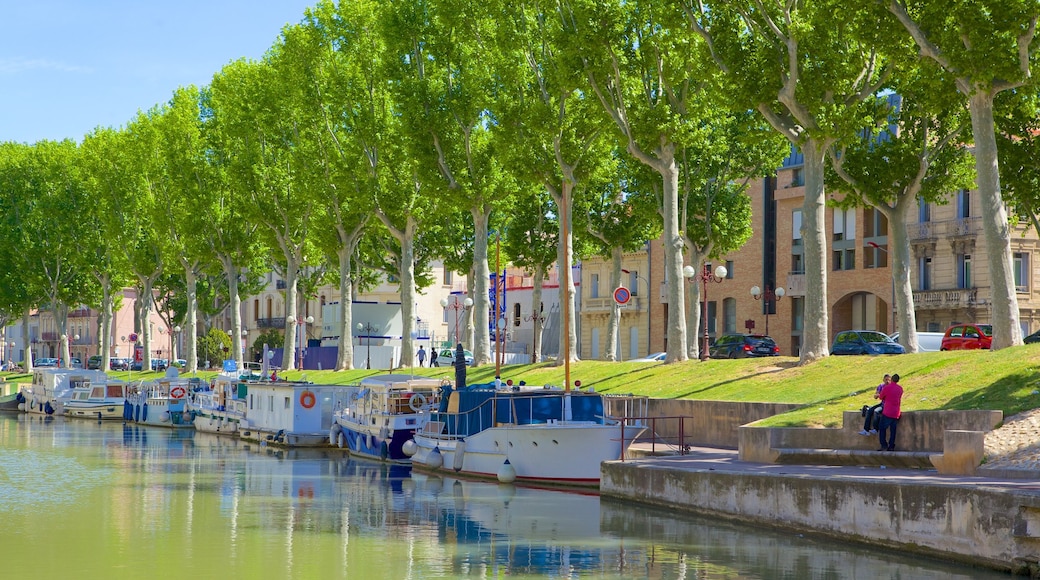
0,416,1004,579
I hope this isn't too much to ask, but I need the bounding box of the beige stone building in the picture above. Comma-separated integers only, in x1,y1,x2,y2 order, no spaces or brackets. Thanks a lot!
580,153,1040,358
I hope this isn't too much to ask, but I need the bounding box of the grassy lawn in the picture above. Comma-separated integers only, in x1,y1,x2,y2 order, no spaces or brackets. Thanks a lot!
5,344,1040,427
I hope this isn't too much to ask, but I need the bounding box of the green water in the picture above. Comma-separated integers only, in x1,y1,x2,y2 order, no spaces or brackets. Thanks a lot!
0,414,1005,579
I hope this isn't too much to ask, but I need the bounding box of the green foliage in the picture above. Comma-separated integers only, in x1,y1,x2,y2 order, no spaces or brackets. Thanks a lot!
196,327,234,369
251,329,284,362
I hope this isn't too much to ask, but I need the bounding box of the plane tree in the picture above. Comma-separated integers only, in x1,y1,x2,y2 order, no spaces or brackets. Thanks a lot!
827,70,975,353
683,0,896,363
885,0,1040,350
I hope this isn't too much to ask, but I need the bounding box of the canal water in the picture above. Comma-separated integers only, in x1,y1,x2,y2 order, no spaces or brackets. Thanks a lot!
0,414,1005,579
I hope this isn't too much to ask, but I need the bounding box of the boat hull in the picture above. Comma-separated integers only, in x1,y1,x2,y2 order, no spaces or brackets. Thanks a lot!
411,422,642,486
334,420,416,463
65,402,126,420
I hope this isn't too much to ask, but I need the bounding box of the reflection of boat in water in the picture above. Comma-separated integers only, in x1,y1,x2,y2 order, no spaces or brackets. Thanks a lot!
409,375,646,487
331,375,440,462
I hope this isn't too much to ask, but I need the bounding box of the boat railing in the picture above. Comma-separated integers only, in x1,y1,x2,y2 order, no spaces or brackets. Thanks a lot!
422,390,611,440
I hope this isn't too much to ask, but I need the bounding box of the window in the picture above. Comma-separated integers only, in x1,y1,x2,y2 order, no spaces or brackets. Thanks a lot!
957,254,972,288
792,210,803,246
792,297,804,332
444,270,453,285
1014,252,1030,293
629,270,639,296
833,208,856,242
833,248,855,271
791,167,804,187
590,274,599,298
957,189,971,218
791,254,804,275
725,260,734,279
723,298,737,333
918,199,931,222
865,208,888,238
513,303,521,326
284,396,290,409
865,243,888,269
919,257,932,291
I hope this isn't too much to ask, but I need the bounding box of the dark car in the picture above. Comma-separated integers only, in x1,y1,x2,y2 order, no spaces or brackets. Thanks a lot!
1026,329,1040,344
940,323,992,351
709,334,780,358
109,357,130,371
831,330,905,356
87,355,104,370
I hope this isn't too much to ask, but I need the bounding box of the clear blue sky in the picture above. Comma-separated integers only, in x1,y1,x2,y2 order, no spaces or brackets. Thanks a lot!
0,0,316,144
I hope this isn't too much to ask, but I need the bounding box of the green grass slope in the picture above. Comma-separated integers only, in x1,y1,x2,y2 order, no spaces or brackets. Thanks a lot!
7,344,1040,427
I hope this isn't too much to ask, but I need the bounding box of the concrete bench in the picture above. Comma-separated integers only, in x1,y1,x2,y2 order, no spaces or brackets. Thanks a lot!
739,410,1001,475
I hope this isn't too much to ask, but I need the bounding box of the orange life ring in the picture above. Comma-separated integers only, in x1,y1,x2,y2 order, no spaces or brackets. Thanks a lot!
300,390,316,409
170,386,187,399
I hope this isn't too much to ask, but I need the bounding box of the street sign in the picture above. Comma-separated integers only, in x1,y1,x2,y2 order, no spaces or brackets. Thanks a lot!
128,332,138,343
613,286,631,305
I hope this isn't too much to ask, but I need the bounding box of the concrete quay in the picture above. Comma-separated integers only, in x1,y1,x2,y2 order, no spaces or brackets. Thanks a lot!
604,446,1040,576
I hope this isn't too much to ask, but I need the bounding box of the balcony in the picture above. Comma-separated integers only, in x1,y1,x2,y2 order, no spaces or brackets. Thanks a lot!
908,217,982,241
583,296,646,313
68,308,92,318
257,317,287,328
913,288,981,310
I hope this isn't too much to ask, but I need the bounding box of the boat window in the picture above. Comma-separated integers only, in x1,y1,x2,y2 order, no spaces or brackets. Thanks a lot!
91,387,105,398
106,384,123,398
284,397,290,409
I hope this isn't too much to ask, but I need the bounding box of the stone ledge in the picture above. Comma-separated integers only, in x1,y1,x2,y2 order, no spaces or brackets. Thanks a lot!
773,447,934,469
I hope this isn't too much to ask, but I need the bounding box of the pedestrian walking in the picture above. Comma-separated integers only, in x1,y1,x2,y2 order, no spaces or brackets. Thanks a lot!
417,346,426,367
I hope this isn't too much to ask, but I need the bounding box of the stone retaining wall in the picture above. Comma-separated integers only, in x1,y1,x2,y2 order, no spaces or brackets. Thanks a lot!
600,461,1040,575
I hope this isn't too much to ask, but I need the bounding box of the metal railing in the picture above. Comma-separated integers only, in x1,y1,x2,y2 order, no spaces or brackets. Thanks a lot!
618,415,695,460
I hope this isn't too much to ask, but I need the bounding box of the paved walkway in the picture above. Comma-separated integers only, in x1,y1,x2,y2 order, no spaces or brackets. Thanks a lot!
626,443,1040,492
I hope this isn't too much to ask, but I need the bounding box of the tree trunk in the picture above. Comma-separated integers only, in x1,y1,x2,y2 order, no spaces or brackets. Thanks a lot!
531,265,545,364
228,271,242,368
22,309,32,372
399,216,419,369
183,265,199,373
659,149,689,363
969,91,1022,349
472,208,492,366
889,198,919,353
554,184,580,365
336,245,356,371
799,138,830,363
282,259,299,370
605,246,623,361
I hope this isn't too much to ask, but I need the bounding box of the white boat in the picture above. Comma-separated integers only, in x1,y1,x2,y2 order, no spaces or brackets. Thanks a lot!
125,376,202,428
330,374,441,462
64,379,131,420
20,368,110,416
187,373,247,435
238,380,360,447
407,379,647,487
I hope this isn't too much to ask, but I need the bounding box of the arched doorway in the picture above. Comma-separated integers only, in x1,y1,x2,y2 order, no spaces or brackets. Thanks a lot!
832,291,891,336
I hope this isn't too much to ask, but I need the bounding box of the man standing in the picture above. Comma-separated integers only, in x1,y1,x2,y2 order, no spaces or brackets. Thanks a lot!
417,346,426,367
878,373,904,451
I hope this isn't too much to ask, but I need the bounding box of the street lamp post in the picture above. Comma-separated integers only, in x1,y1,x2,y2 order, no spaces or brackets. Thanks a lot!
440,296,474,346
750,285,785,336
356,321,380,370
684,263,728,361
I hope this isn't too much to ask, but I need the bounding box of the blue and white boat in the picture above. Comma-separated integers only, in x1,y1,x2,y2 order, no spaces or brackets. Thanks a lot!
331,375,441,462
125,376,202,428
64,379,131,420
20,368,109,415
407,380,647,487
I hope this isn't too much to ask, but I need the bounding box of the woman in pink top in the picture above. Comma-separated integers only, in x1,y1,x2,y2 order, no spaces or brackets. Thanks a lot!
877,373,904,451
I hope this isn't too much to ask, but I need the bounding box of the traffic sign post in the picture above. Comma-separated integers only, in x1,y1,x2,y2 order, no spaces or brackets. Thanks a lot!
613,286,631,306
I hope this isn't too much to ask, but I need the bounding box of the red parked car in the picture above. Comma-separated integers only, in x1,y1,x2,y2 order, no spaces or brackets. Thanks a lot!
940,324,992,350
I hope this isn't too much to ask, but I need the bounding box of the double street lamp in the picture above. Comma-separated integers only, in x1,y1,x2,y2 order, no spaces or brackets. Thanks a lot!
440,296,473,346
684,263,728,361
356,321,380,369
750,285,785,336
